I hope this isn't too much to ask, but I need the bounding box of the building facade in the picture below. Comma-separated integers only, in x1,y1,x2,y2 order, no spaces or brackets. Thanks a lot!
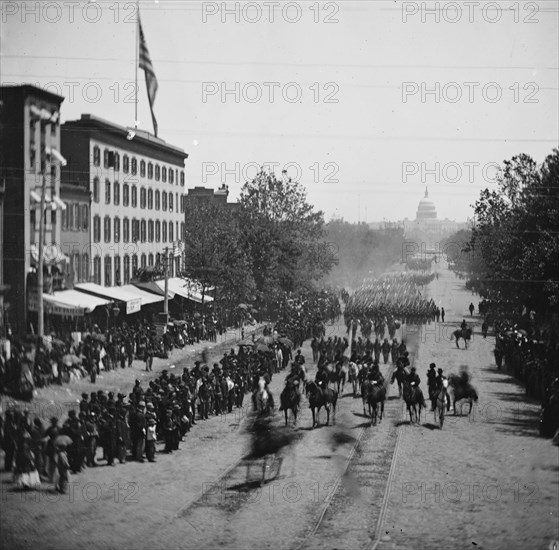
60,180,91,287
0,85,67,334
61,115,188,288
403,188,466,251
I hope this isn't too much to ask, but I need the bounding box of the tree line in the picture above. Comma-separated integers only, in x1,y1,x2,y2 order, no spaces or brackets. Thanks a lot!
182,170,405,320
445,148,559,319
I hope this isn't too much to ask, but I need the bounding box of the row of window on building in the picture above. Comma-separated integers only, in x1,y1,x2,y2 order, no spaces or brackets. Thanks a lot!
61,204,89,232
91,177,186,212
92,146,185,186
71,252,180,287
92,216,185,244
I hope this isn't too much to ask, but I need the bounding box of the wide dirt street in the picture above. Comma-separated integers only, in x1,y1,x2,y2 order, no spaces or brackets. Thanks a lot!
1,262,558,550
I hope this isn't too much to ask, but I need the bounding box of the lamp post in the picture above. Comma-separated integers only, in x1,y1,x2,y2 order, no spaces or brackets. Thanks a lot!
33,109,66,340
163,246,169,323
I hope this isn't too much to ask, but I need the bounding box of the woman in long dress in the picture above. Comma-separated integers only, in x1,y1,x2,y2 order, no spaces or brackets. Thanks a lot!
13,431,41,490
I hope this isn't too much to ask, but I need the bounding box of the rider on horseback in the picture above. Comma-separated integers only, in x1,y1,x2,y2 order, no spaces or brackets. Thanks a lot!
427,363,437,410
406,367,426,407
368,363,385,385
434,368,450,412
286,362,304,387
461,319,468,331
407,366,421,387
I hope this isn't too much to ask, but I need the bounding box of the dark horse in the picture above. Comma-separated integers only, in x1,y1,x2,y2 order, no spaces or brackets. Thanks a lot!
367,381,386,425
448,373,478,415
403,380,425,424
451,327,473,349
279,379,301,426
305,380,338,428
390,364,407,398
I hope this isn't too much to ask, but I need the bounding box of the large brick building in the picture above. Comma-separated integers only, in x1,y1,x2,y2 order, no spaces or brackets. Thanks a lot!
61,115,189,287
0,85,67,334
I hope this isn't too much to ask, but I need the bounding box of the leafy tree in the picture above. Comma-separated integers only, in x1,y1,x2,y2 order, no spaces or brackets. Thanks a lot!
459,149,559,314
238,171,331,306
182,200,255,312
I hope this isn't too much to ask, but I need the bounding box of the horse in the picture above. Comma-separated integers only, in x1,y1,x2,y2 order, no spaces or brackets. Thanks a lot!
247,378,279,485
448,374,478,415
305,380,338,428
279,379,301,426
331,361,348,395
402,380,425,424
451,327,473,349
367,380,386,425
348,362,360,398
361,379,372,416
433,379,449,428
390,364,407,398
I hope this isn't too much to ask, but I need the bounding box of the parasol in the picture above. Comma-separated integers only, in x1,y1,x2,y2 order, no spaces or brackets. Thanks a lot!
255,335,276,345
62,354,81,367
54,435,73,449
237,303,249,310
255,343,270,353
278,337,294,348
238,339,256,347
89,333,106,343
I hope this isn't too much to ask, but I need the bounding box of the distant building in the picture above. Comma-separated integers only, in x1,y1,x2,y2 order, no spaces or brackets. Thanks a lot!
186,184,239,212
0,85,67,334
61,114,189,287
403,187,466,251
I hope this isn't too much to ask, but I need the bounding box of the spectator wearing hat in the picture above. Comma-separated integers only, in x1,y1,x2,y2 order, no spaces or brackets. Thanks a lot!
79,393,89,414
163,409,175,453
131,402,146,462
3,410,18,472
145,417,157,462
62,410,84,473
116,408,130,464
45,417,60,482
84,413,99,467
427,363,437,409
100,410,117,466
144,344,154,372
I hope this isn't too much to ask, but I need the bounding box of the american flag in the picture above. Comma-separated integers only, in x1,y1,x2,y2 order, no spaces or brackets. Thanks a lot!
138,15,158,136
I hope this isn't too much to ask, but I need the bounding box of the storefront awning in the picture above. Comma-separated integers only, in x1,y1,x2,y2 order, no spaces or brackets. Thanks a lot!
132,281,175,299
28,289,111,316
74,283,142,315
156,277,214,304
121,285,165,306
29,243,70,266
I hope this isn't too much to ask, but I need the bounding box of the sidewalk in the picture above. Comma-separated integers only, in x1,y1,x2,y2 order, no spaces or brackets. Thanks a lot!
0,322,267,422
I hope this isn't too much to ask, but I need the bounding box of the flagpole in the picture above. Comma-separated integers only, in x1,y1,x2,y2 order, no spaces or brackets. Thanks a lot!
135,0,139,126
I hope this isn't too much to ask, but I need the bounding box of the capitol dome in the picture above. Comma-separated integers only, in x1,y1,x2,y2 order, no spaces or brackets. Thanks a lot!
416,187,437,220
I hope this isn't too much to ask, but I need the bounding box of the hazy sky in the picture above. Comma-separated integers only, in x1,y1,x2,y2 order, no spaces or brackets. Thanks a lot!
2,0,558,222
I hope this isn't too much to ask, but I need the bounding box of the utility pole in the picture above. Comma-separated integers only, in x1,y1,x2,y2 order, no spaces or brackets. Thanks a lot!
163,246,169,322
36,170,47,340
